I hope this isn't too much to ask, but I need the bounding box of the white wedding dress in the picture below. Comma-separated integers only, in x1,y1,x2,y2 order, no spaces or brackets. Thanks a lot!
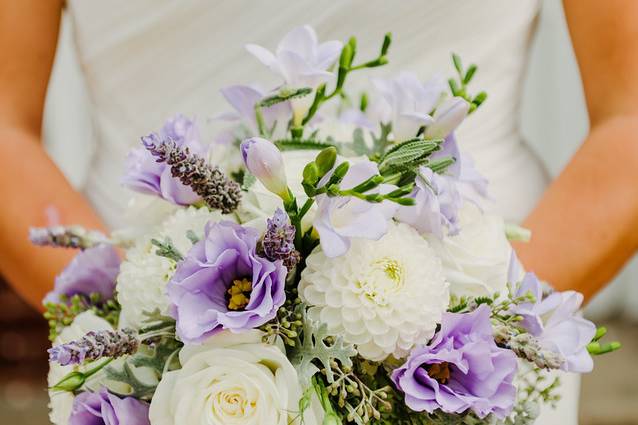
62,0,579,422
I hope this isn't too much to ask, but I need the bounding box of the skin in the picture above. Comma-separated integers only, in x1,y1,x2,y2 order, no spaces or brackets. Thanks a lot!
515,0,638,301
0,1,105,309
0,1,635,308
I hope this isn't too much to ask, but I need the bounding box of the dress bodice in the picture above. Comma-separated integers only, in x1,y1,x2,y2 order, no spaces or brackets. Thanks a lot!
66,0,546,227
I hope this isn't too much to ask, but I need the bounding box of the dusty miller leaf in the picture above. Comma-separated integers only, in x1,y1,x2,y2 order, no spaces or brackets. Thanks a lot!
289,305,356,387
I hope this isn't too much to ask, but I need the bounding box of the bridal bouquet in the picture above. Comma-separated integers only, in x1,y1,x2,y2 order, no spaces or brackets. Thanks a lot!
35,26,618,425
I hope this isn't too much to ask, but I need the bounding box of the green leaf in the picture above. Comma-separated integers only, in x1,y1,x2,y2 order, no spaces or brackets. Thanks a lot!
351,128,370,155
289,305,356,387
104,361,157,400
259,87,312,107
241,171,256,191
379,139,441,172
150,237,184,262
274,139,337,151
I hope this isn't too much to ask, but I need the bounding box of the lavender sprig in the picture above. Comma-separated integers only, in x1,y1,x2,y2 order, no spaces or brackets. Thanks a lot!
260,208,300,270
143,135,241,213
29,226,108,250
494,324,564,370
49,328,139,366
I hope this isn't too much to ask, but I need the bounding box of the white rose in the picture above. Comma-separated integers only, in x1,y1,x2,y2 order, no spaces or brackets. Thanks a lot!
149,330,323,425
47,311,113,425
428,203,512,297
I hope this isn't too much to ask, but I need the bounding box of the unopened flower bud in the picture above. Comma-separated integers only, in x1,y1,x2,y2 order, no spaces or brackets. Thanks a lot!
240,137,289,200
425,97,470,139
51,371,86,392
315,147,337,176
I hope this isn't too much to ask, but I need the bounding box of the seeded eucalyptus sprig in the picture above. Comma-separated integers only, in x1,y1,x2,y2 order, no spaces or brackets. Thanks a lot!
448,53,487,113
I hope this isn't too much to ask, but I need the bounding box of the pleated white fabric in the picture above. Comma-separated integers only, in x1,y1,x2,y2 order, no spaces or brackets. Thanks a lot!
64,0,578,422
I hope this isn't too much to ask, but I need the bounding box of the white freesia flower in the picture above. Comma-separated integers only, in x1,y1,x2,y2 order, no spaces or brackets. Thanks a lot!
117,206,223,328
149,330,323,425
47,311,113,425
428,203,512,297
299,222,449,361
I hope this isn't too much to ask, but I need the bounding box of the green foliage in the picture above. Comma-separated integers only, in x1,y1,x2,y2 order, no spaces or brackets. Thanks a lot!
105,337,182,401
274,139,338,151
289,304,356,386
150,237,184,262
258,87,313,107
448,53,487,114
378,138,442,175
44,294,120,342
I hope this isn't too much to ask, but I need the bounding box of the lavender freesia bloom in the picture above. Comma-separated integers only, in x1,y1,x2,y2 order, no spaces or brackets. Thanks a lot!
123,115,203,205
246,25,342,120
167,221,287,344
372,72,446,141
391,305,518,419
69,387,150,425
509,271,596,373
314,160,397,258
217,85,291,135
246,25,342,90
395,167,463,238
44,244,120,305
432,133,489,201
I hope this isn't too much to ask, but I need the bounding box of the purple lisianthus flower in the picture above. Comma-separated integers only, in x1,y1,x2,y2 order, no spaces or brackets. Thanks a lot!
313,159,398,258
44,244,120,305
392,305,518,419
509,270,596,373
69,387,150,425
395,167,463,238
167,221,287,344
123,114,203,205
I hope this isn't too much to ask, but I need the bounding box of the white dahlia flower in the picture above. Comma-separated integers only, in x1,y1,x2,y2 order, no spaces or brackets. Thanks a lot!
299,222,449,361
149,330,323,425
48,311,113,425
117,206,223,328
427,203,512,298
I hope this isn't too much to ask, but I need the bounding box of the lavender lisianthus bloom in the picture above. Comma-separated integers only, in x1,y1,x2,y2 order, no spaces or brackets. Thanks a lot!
391,305,518,419
509,271,596,373
123,115,203,205
69,387,150,425
44,244,120,305
313,159,398,258
372,72,446,141
167,221,287,344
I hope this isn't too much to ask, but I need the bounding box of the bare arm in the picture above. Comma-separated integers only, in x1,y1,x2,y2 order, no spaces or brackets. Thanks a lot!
0,1,106,309
515,0,638,300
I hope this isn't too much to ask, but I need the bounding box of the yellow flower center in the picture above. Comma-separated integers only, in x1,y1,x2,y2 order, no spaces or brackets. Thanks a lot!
358,257,405,305
227,278,252,311
427,362,451,384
